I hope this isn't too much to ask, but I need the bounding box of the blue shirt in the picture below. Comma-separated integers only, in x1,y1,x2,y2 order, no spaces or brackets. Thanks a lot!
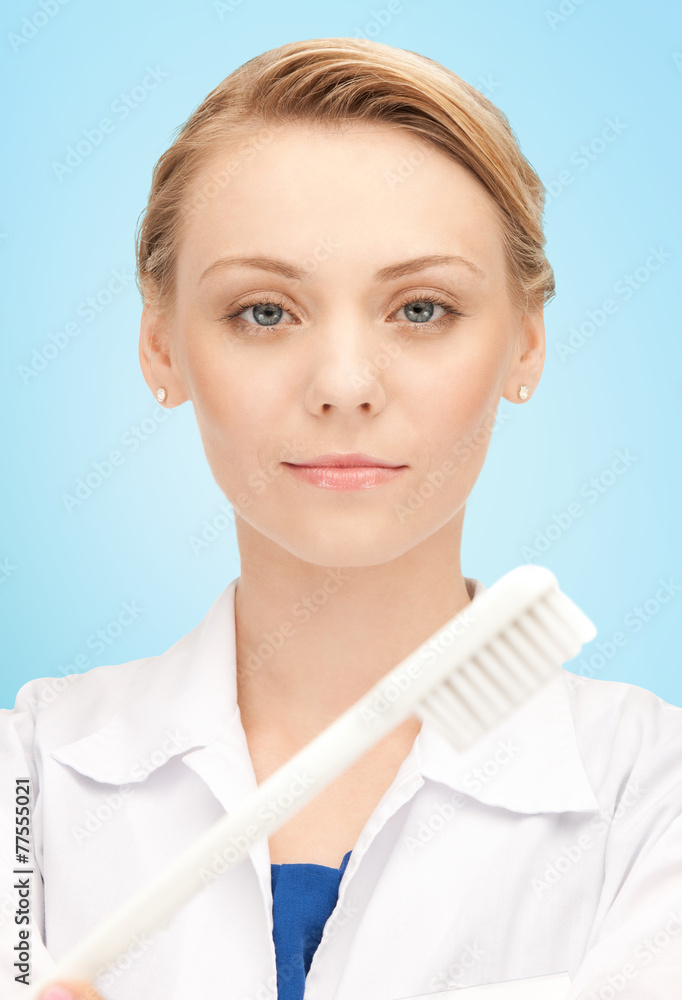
271,850,353,999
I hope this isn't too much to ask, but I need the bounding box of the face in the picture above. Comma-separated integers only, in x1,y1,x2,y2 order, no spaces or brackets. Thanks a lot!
141,124,544,567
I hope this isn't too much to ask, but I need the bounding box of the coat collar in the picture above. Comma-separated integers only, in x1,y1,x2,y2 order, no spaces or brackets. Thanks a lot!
50,583,243,786
51,574,599,815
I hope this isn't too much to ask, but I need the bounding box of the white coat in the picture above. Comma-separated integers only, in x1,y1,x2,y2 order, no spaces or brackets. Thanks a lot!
1,575,682,1000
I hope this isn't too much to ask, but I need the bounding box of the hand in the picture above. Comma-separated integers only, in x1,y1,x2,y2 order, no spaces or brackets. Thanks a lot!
38,982,106,1000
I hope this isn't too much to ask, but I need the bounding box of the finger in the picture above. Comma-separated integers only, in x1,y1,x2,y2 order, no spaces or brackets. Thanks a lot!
38,980,106,1000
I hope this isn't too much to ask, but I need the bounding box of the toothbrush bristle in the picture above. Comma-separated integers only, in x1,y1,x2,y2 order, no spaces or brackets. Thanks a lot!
415,583,586,752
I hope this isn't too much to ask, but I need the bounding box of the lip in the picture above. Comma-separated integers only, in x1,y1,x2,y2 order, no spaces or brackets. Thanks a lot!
282,454,408,491
285,453,406,468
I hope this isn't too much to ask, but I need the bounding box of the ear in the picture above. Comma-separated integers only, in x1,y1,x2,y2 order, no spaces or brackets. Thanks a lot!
501,302,546,404
138,294,189,407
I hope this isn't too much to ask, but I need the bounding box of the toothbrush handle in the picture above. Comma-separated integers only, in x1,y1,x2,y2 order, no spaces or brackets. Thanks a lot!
27,567,569,997
27,692,409,996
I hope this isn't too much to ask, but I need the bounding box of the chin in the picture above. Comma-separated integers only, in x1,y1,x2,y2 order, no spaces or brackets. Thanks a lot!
264,509,426,569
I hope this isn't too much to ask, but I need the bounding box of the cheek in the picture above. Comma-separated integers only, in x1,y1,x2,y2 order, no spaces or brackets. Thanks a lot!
188,353,291,501
401,334,505,455
179,341,250,467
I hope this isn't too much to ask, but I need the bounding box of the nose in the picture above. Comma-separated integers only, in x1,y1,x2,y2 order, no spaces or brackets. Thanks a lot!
302,325,389,417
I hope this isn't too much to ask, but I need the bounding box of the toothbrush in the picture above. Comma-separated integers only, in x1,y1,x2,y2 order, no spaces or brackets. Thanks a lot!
26,564,596,998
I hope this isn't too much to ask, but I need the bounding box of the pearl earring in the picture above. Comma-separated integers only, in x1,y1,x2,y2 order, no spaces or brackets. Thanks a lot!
518,384,530,400
155,387,167,403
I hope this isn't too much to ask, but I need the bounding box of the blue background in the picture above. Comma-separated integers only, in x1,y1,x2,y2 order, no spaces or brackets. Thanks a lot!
1,0,680,708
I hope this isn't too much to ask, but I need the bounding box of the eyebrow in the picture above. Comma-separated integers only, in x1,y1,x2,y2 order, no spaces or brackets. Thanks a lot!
198,253,486,284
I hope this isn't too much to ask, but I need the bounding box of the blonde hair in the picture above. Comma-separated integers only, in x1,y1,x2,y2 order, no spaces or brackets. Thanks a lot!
135,37,555,315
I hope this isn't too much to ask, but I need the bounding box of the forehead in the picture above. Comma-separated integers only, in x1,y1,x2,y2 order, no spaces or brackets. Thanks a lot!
176,123,505,285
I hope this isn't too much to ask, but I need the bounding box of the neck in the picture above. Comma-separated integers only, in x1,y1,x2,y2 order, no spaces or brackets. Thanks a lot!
233,512,474,736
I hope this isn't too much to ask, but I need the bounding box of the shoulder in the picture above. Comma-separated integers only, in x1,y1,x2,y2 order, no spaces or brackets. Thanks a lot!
0,655,154,755
0,594,226,771
2,596,216,732
563,670,682,814
564,670,682,747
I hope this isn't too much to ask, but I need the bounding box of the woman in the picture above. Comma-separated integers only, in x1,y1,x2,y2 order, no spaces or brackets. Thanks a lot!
3,37,682,1000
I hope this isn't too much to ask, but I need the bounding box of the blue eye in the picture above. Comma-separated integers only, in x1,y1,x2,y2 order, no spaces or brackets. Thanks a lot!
220,291,465,334
394,295,465,327
248,302,284,326
401,299,438,323
228,299,294,327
